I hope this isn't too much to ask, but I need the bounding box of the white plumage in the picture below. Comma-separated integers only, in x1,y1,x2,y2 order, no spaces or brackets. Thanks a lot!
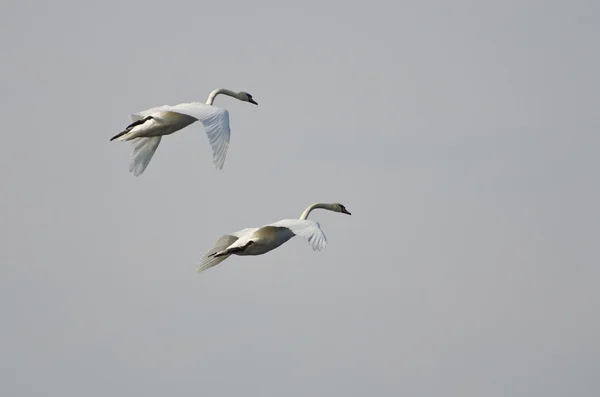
110,88,257,176
196,202,351,274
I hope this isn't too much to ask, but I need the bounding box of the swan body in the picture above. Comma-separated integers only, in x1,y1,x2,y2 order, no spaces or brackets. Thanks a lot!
197,203,351,273
110,88,257,176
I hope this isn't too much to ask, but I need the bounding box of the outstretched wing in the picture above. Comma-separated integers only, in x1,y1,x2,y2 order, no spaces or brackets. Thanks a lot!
267,219,328,251
196,228,257,273
134,102,231,170
128,137,161,176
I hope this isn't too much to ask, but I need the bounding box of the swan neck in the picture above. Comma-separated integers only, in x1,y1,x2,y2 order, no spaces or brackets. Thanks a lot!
206,88,237,105
299,203,330,220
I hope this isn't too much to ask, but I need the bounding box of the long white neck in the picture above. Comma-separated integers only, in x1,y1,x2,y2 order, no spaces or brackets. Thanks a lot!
206,88,238,105
299,203,336,220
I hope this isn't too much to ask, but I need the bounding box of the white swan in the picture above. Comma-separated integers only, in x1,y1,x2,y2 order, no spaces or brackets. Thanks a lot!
196,203,351,273
110,88,258,176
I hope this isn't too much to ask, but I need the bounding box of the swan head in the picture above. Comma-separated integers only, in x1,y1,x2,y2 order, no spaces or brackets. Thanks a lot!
238,91,258,105
333,203,351,215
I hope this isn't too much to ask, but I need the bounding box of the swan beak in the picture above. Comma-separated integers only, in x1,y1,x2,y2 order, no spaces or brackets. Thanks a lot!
342,208,351,215
249,98,258,105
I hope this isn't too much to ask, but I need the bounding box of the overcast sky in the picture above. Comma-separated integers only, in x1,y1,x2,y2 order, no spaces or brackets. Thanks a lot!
1,0,598,396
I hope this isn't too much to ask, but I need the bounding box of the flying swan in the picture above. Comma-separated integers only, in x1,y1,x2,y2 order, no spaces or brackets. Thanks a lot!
110,88,258,176
196,202,351,273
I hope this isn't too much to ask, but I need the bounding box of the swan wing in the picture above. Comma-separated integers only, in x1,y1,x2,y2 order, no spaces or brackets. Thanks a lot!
128,137,161,176
196,228,257,273
267,219,328,251
140,102,231,170
131,102,230,169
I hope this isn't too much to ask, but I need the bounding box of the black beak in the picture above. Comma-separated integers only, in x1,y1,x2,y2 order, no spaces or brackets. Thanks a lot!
249,98,258,105
342,208,351,215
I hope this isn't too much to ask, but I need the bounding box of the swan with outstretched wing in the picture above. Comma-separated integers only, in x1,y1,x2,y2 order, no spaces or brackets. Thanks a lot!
110,88,257,176
197,203,351,273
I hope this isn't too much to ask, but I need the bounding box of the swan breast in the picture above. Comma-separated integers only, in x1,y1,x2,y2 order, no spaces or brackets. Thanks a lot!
152,111,198,135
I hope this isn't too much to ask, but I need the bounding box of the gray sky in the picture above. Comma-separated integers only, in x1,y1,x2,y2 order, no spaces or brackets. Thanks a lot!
1,0,598,396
